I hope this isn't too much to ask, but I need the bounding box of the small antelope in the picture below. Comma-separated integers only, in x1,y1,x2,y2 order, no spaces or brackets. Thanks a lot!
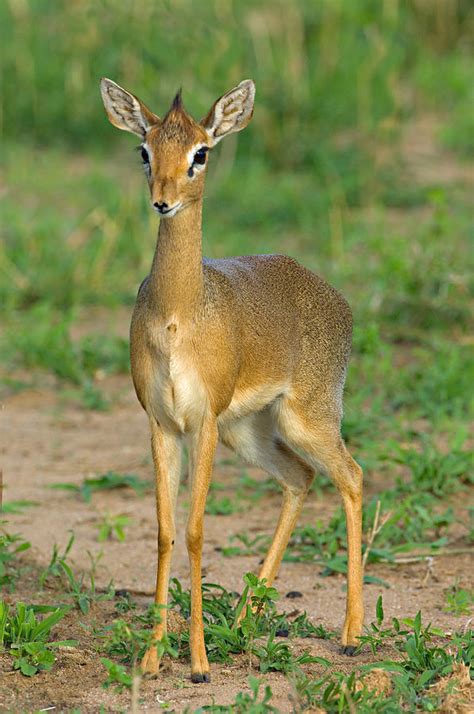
100,78,364,682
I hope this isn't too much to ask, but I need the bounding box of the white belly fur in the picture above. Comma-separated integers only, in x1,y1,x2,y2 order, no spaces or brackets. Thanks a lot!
219,382,288,425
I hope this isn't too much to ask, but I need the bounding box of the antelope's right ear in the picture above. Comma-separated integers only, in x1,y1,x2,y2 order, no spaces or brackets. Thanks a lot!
100,78,160,138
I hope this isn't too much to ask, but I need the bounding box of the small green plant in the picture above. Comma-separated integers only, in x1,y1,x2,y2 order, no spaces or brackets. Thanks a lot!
0,601,76,676
357,596,446,657
196,676,278,713
273,611,336,640
40,533,113,613
168,574,328,674
102,604,177,662
39,531,75,588
0,524,31,590
96,513,131,542
99,604,178,689
234,573,280,641
236,472,281,501
253,631,329,674
362,493,454,557
285,514,347,566
205,495,242,515
391,438,473,497
221,532,270,558
357,596,410,654
169,578,243,662
251,632,293,673
468,507,474,543
49,471,151,502
293,596,474,712
101,657,133,690
358,597,470,691
444,582,474,616
294,670,391,714
114,591,137,614
1,500,38,514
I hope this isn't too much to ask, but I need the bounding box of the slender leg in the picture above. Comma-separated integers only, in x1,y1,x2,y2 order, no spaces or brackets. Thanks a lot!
339,451,364,653
312,444,364,652
141,418,181,675
257,442,313,585
220,413,313,604
186,416,218,683
258,486,307,586
277,404,364,653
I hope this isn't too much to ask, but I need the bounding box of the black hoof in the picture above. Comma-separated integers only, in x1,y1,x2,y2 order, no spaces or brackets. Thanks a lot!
191,672,210,683
342,645,357,656
286,591,303,599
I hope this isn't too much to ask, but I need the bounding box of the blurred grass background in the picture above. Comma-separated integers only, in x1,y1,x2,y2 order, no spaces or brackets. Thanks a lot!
0,0,473,441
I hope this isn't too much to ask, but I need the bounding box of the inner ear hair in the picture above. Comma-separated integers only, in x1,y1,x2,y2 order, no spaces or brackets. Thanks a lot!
202,79,255,144
100,78,159,138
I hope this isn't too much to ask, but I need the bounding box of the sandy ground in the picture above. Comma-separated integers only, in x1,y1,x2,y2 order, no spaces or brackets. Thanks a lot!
1,367,472,712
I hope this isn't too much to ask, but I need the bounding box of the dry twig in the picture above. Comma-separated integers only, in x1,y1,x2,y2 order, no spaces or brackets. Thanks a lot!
362,500,392,570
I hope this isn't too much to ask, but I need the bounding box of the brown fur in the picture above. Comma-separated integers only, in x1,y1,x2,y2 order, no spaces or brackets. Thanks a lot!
100,78,364,681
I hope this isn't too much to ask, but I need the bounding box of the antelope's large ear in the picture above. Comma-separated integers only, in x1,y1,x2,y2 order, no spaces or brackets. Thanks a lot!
201,80,255,145
100,78,160,138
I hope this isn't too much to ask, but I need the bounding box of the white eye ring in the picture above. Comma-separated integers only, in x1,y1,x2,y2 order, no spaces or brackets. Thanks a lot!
187,146,209,179
139,143,152,176
186,143,209,172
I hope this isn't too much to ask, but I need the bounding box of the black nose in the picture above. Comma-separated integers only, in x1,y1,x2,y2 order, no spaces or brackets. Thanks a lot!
153,201,168,212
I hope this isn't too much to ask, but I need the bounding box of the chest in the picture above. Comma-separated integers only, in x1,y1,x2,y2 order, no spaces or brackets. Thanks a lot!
139,322,208,433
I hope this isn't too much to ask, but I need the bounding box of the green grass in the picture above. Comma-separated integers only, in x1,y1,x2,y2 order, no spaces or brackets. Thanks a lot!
2,528,473,708
205,494,243,516
1,1,472,157
1,1,472,325
0,525,31,591
49,471,152,503
0,601,76,676
1,500,38,515
95,513,131,543
94,578,473,711
39,533,113,614
444,583,474,616
196,676,277,713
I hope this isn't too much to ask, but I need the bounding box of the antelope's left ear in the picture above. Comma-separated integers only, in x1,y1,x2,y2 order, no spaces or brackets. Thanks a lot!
201,80,255,145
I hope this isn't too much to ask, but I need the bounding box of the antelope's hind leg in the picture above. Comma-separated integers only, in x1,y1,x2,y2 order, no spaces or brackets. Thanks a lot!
141,418,181,675
220,410,314,589
277,400,364,653
256,439,314,586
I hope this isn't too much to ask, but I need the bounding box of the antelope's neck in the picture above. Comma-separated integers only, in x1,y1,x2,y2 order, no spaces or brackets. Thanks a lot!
148,201,204,321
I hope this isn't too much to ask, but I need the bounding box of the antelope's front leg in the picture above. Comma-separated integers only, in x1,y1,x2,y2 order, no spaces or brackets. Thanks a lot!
141,418,181,675
186,416,218,683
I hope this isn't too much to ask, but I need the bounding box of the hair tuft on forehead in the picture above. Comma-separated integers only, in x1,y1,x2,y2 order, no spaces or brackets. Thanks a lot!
171,88,183,112
152,87,207,144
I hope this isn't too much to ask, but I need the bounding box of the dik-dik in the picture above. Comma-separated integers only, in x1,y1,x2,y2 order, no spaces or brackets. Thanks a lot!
100,77,364,682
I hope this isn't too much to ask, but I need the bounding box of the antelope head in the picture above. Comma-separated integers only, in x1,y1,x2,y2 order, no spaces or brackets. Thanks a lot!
100,78,255,218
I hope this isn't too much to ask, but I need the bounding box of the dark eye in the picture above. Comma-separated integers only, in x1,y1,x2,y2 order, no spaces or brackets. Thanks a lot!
141,146,149,164
193,147,208,165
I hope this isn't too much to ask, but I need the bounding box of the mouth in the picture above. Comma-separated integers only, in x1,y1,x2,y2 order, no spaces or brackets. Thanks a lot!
153,202,182,218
